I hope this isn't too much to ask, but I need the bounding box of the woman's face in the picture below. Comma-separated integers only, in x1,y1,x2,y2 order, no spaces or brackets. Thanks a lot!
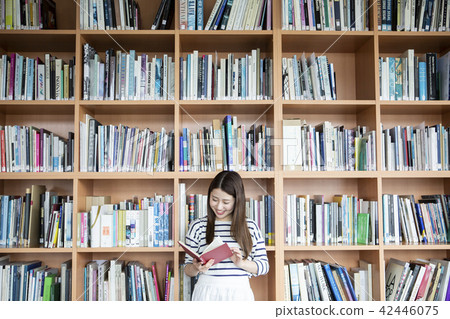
209,188,235,221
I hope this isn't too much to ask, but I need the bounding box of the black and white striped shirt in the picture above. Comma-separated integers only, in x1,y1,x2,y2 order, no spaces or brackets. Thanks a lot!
184,217,269,277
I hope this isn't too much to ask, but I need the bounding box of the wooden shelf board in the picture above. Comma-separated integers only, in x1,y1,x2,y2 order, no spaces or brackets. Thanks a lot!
383,244,450,250
0,248,73,253
283,100,376,114
0,173,76,179
282,171,378,178
380,101,450,115
180,100,275,115
0,101,74,115
80,100,175,115
77,172,178,180
77,247,175,253
0,31,76,52
284,245,380,251
380,171,450,178
178,171,275,179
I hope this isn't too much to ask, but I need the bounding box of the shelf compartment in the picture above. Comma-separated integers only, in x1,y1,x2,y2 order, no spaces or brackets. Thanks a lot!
380,101,450,115
378,32,450,55
381,178,450,197
0,101,74,116
179,31,273,53
284,249,381,300
80,32,175,52
281,34,376,100
80,101,175,115
0,31,76,52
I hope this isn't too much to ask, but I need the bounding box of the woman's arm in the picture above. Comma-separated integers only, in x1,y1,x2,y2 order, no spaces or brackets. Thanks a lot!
230,247,259,274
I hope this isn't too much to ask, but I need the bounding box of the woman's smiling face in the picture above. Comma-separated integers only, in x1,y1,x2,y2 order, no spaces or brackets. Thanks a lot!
209,188,235,221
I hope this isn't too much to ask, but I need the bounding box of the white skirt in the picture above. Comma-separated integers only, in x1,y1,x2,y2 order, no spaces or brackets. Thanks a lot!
192,275,254,301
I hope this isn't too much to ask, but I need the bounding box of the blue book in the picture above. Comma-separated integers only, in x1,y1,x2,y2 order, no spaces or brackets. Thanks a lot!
179,135,184,171
388,57,395,100
342,266,358,301
179,57,184,99
27,59,34,100
187,54,191,99
223,115,233,170
187,0,196,30
213,0,228,30
155,58,162,99
323,263,343,300
419,61,427,100
197,0,204,30
288,262,300,301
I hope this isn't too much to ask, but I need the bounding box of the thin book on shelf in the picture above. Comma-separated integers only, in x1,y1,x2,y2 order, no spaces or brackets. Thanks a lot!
178,236,232,265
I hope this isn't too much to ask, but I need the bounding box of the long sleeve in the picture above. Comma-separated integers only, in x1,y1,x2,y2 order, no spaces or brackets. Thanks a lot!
183,218,205,264
248,220,269,277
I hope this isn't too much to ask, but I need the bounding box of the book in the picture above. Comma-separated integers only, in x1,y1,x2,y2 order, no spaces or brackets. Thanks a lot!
178,236,232,265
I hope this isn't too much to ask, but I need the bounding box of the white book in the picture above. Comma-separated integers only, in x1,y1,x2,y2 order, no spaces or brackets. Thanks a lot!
97,0,105,30
100,211,114,247
226,0,240,30
408,265,425,301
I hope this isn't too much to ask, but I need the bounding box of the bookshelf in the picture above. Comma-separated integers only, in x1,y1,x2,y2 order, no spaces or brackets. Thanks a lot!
0,0,448,301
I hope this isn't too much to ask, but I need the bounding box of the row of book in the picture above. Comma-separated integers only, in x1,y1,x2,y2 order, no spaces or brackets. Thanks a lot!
285,194,378,246
282,53,337,100
79,0,140,30
179,263,196,301
283,119,376,171
178,185,275,245
190,0,272,30
382,194,449,245
0,125,74,173
282,0,370,31
0,53,76,101
83,44,175,101
78,195,174,248
180,49,273,100
378,0,450,31
0,186,73,248
0,186,73,249
379,51,449,101
180,116,273,172
80,115,175,173
385,258,450,301
84,260,173,301
284,259,373,301
381,123,449,171
0,256,71,301
0,0,56,30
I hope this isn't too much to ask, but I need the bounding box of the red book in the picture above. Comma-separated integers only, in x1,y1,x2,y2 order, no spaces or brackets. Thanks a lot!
415,264,432,301
178,236,233,266
1,129,5,172
151,262,160,301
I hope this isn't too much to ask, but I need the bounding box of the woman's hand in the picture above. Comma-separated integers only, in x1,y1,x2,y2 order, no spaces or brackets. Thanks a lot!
230,247,244,268
193,258,215,274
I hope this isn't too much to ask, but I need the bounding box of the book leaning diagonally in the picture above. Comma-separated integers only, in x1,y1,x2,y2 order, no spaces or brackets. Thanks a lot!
178,236,233,266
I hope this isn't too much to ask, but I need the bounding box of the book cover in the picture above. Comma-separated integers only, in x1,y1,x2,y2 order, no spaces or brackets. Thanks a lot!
178,236,232,265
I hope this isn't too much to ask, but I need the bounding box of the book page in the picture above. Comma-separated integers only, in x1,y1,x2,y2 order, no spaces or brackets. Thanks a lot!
202,236,225,254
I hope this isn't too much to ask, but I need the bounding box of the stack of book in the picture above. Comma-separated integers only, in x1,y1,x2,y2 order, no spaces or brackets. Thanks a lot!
180,116,272,172
382,194,449,245
78,194,174,248
381,123,449,171
385,258,450,301
80,115,174,173
378,0,450,31
179,263,195,301
0,0,56,30
84,260,173,301
0,53,75,101
178,184,274,245
285,194,378,246
284,259,373,301
79,0,140,30
0,186,73,248
283,119,376,171
0,256,72,301
282,53,337,100
180,49,273,100
0,126,74,173
151,0,174,29
83,44,175,101
282,0,370,31
379,51,449,101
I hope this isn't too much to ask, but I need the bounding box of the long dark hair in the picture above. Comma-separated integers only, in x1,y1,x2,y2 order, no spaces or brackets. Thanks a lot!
206,171,252,259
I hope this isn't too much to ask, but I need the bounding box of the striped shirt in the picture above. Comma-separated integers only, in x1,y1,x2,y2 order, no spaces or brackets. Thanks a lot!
184,217,269,277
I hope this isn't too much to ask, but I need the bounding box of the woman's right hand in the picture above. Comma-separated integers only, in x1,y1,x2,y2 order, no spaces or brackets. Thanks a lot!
193,258,215,274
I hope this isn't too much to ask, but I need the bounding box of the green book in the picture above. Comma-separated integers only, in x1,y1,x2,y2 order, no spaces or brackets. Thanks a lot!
51,282,61,301
43,274,57,301
357,213,370,245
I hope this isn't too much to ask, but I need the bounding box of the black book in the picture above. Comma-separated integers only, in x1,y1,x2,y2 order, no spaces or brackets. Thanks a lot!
391,0,397,31
314,0,322,30
334,0,341,31
219,0,234,30
350,0,355,30
109,0,117,28
161,0,174,30
152,0,167,30
41,0,57,29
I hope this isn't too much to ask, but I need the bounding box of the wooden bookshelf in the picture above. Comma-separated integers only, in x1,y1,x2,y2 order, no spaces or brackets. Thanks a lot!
0,0,449,302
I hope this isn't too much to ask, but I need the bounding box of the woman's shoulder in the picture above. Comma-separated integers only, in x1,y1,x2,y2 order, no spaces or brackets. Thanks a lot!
245,218,260,232
188,216,208,229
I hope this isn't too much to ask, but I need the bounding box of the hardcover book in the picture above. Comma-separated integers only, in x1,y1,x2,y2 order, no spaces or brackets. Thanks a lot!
178,236,232,265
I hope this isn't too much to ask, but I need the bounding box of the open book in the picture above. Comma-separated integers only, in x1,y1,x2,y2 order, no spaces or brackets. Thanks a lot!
178,236,233,266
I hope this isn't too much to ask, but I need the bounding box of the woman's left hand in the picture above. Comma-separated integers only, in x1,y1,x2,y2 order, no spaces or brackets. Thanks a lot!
230,247,244,268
